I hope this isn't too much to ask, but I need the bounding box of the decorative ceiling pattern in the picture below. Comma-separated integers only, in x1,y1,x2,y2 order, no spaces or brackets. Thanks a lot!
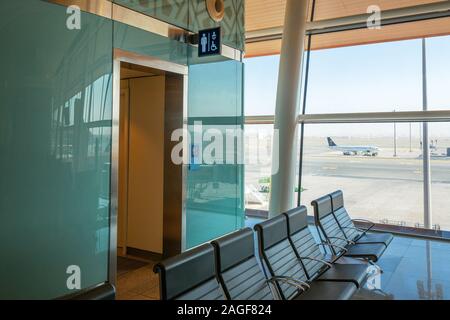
245,0,450,57
113,0,189,29
113,0,245,51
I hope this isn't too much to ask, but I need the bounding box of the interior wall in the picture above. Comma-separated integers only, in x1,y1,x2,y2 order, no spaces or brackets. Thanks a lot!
0,0,113,299
122,76,166,254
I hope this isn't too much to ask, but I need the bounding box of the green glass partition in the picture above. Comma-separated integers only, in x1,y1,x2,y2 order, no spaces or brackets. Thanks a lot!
113,21,188,65
186,59,245,249
0,0,245,299
0,1,113,299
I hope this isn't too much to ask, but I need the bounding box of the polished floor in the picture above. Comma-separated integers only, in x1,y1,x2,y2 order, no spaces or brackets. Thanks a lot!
115,232,450,300
355,235,450,300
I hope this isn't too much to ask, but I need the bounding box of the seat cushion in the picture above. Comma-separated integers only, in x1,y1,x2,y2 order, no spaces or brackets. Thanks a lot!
294,281,355,300
317,264,368,288
344,243,386,262
356,232,393,247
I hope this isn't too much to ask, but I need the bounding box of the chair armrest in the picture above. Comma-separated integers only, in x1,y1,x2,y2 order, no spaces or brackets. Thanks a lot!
320,241,348,253
328,236,355,245
352,218,375,231
299,256,333,268
269,276,311,290
252,278,283,300
342,226,366,233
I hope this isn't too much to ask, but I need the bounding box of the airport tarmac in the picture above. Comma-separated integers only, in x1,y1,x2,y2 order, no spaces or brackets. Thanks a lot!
246,147,450,231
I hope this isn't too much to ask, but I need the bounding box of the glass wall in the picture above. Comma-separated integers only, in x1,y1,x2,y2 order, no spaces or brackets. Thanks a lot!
0,0,245,298
245,56,280,116
244,124,274,212
186,59,245,249
299,33,450,231
429,122,450,231
426,35,450,110
0,0,113,299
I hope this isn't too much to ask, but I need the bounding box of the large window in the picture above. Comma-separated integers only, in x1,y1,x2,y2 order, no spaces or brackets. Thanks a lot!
245,56,280,116
305,39,422,114
244,124,274,212
429,122,450,230
299,33,450,231
301,123,425,227
244,31,450,232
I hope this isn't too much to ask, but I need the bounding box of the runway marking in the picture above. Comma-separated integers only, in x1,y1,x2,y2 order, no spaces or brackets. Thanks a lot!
414,171,422,174
322,166,337,170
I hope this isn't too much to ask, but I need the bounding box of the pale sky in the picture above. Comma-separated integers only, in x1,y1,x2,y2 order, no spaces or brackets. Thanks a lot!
244,35,450,138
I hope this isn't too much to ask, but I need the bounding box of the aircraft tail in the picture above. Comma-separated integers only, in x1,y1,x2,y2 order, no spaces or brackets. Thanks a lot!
327,137,337,147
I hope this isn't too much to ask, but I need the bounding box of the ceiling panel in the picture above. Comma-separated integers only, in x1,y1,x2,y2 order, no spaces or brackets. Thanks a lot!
246,16,450,57
313,0,445,21
245,0,450,57
246,0,287,32
310,16,450,50
245,0,445,31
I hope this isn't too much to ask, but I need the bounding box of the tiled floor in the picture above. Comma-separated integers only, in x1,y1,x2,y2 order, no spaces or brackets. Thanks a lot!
115,231,450,300
116,257,160,300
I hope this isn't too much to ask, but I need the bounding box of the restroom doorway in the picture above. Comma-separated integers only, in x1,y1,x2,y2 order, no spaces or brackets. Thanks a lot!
112,52,187,286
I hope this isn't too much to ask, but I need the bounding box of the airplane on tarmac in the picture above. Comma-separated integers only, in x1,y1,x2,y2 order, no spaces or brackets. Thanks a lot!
327,137,379,156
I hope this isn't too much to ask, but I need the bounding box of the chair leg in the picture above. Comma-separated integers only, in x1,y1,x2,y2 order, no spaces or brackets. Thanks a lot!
368,260,383,274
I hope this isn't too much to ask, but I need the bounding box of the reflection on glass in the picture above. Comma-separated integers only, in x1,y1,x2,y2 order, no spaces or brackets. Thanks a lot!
186,60,244,249
0,1,112,299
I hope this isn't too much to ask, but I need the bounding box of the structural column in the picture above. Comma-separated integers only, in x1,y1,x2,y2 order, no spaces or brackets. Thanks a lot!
269,0,308,217
422,38,432,229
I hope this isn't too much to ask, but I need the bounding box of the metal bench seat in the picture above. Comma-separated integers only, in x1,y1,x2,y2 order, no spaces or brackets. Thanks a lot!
284,206,368,288
254,216,357,300
330,190,393,248
312,195,387,263
154,243,226,300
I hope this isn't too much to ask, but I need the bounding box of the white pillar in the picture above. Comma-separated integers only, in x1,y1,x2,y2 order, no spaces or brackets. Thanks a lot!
269,0,308,217
422,38,432,229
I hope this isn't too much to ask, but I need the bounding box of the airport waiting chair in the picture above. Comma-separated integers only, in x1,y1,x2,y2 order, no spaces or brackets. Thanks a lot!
312,195,386,263
153,243,226,300
283,206,368,288
211,228,290,300
254,216,357,300
330,190,393,247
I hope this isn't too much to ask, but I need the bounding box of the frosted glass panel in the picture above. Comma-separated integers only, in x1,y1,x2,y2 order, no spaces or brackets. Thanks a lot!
0,1,112,299
113,21,188,66
186,60,245,248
